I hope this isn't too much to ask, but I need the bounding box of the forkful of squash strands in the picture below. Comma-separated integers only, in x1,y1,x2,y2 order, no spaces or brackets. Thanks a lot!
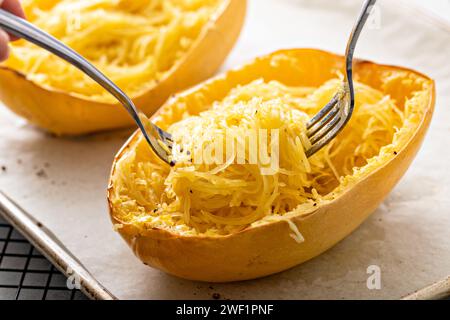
305,0,376,157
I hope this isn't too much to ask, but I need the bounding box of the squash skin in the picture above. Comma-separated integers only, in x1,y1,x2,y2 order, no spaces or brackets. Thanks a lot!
0,0,246,135
107,49,435,282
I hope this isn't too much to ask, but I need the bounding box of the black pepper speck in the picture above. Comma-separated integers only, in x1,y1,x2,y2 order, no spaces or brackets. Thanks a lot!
212,293,221,300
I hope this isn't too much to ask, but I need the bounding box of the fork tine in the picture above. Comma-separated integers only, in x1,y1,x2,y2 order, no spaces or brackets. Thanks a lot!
155,127,174,147
306,94,340,129
306,94,352,157
165,138,174,150
307,98,340,138
308,111,342,145
140,122,175,165
306,116,345,158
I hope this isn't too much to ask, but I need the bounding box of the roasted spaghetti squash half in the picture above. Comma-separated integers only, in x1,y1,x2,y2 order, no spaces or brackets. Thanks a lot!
0,0,246,135
108,49,435,282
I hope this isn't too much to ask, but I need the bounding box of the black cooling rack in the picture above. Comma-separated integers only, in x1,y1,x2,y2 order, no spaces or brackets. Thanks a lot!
0,214,88,300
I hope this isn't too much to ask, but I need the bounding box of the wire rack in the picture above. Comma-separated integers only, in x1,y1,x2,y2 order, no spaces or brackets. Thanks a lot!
0,214,88,300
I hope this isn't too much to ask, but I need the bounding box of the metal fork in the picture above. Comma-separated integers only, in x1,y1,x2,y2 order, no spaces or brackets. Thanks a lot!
0,9,175,165
305,0,376,157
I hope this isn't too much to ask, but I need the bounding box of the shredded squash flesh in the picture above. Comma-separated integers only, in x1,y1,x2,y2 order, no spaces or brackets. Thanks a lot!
111,75,428,236
4,0,220,102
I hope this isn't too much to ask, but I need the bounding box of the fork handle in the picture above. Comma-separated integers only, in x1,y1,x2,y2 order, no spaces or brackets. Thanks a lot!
0,8,146,134
345,0,377,82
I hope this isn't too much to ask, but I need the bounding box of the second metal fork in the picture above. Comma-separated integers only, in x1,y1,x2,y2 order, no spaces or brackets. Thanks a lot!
305,0,377,157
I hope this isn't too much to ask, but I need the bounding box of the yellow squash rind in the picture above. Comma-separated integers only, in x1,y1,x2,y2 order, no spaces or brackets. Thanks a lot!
108,49,435,282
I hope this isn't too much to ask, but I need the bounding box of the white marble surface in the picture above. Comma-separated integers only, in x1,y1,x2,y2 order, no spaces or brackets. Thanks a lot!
0,0,449,299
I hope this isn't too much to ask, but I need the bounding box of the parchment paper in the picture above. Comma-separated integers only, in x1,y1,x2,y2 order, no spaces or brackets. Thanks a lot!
0,0,449,299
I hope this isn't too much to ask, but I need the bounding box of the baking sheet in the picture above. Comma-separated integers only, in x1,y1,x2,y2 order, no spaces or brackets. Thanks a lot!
0,0,449,300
